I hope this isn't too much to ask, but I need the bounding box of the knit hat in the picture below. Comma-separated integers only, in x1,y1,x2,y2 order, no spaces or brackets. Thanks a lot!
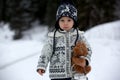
56,0,77,22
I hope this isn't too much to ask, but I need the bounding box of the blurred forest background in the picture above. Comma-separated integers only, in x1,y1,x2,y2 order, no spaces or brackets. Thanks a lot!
0,0,120,39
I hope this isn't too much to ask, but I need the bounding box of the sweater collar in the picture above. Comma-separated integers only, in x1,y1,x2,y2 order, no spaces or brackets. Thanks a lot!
58,28,75,33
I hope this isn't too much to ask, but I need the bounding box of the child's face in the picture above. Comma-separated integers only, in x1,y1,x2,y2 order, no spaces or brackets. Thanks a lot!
59,17,74,31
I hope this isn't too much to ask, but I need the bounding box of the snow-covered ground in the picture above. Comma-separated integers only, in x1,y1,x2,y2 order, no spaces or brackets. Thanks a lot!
0,20,120,80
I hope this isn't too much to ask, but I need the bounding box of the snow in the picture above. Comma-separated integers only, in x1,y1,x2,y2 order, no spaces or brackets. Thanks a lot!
0,22,14,42
0,20,120,80
85,20,120,80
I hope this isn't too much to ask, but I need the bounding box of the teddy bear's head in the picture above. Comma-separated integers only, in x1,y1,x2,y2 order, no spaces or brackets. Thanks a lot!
73,41,88,57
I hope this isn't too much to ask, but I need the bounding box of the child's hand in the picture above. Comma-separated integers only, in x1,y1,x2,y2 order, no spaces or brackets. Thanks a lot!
37,69,45,76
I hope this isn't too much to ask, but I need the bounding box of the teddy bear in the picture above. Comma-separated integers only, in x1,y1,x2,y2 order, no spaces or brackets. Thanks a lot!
72,41,91,75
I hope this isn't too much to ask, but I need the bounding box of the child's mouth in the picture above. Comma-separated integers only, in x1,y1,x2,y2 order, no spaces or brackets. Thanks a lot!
64,27,68,28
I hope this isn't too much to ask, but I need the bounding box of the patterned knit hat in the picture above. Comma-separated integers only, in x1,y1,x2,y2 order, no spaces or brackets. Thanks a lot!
56,0,77,22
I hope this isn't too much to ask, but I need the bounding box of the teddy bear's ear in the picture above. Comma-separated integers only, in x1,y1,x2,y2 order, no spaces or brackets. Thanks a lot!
75,41,81,47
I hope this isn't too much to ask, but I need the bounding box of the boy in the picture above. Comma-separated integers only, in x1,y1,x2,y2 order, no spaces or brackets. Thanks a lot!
37,0,92,80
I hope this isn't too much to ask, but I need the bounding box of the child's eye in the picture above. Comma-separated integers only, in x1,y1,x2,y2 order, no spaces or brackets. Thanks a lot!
68,19,71,22
60,19,64,22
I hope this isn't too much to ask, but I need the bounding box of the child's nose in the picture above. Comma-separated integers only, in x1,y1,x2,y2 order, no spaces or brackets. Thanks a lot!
64,21,68,25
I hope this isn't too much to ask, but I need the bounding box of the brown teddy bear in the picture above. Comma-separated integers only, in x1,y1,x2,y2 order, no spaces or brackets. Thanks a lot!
72,41,91,75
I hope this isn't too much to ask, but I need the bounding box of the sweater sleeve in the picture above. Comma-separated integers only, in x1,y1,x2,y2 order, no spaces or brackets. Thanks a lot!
37,35,53,72
79,32,92,65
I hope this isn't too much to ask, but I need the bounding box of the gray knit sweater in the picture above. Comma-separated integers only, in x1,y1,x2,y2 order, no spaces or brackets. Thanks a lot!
37,29,92,79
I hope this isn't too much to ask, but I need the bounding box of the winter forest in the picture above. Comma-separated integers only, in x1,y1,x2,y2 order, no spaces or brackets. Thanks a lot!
0,0,120,80
0,0,120,39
